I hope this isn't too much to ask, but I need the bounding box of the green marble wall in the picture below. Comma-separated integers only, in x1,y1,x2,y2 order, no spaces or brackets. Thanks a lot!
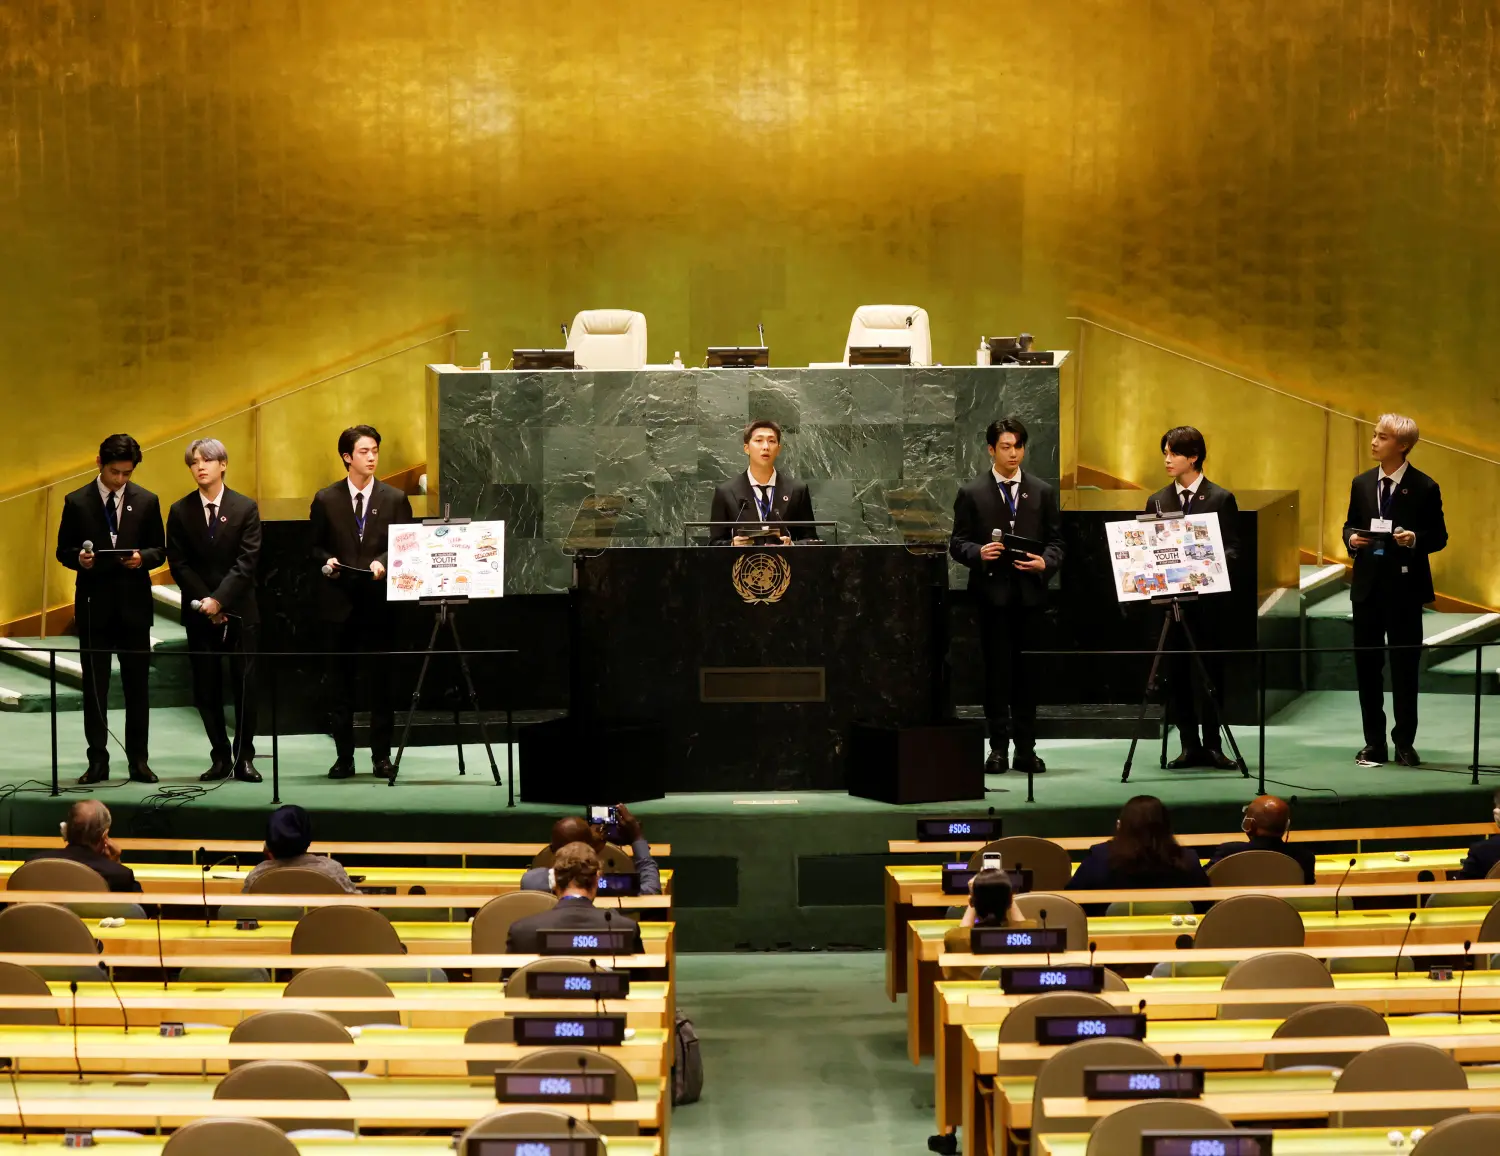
431,362,1063,593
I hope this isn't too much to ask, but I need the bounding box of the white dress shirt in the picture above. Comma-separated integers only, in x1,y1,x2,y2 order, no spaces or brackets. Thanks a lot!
1376,459,1410,540
992,466,1021,529
1175,474,1204,511
347,475,375,537
96,477,125,547
199,484,226,527
746,469,779,520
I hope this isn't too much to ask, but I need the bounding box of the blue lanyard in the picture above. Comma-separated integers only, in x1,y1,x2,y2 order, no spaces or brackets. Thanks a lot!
1379,477,1395,518
755,485,773,520
997,478,1018,519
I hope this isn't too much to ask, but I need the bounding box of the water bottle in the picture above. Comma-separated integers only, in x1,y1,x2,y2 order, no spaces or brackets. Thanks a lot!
479,351,491,371
976,338,991,367
672,350,684,369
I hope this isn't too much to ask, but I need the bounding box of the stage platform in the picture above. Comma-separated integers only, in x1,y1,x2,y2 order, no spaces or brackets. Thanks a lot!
1,691,1497,951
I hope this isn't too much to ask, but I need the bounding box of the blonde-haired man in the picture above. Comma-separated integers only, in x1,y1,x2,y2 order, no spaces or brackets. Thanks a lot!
504,841,644,954
1343,413,1447,767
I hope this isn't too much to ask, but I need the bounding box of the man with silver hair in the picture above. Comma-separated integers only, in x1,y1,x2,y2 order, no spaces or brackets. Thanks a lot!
31,800,141,892
166,437,264,782
1343,412,1447,768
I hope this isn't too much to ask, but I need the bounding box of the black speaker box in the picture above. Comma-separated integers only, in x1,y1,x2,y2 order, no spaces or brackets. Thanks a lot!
519,716,667,804
847,719,986,805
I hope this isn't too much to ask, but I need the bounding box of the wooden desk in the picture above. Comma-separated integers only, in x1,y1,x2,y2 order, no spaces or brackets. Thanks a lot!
0,1022,670,1078
906,906,1490,1058
1036,1128,1434,1156
0,1139,659,1156
1046,1086,1500,1122
0,835,672,860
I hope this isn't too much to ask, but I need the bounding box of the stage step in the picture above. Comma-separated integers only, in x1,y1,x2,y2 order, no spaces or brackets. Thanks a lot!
1298,562,1348,608
956,703,1163,740
1305,590,1500,694
0,662,85,713
0,635,193,711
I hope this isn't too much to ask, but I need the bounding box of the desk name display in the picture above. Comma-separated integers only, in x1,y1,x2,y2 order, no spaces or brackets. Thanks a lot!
1083,1065,1204,1100
467,1140,601,1156
998,965,1105,995
513,1013,628,1046
496,1069,618,1104
916,818,1002,842
596,872,641,897
537,929,637,955
1139,1131,1272,1156
1033,1013,1148,1045
942,864,1032,895
970,926,1069,954
525,970,631,999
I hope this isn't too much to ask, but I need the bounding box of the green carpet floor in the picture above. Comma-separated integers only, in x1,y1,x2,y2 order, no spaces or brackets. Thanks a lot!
671,951,931,1155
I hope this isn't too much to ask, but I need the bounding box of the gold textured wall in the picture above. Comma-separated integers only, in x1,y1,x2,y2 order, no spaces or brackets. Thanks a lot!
2,0,1498,621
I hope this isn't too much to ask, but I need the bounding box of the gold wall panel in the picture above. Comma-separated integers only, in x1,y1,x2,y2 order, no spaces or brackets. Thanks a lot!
2,0,1498,618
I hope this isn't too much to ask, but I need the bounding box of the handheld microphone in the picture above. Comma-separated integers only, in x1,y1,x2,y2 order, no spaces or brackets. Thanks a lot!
1458,940,1472,1024
1333,858,1356,918
1,1057,26,1143
188,600,240,619
104,969,130,1034
1393,911,1416,980
69,982,82,1081
81,540,94,554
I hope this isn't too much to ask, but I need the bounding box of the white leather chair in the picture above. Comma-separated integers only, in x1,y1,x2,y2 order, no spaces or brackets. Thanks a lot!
565,310,648,370
841,305,931,366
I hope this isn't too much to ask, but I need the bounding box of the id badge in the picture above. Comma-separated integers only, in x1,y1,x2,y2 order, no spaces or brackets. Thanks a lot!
1370,518,1393,533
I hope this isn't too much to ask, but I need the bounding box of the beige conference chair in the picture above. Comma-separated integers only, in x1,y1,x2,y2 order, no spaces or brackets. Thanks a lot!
0,961,60,1025
227,1008,359,1073
7,857,144,919
213,1059,353,1133
162,1116,299,1156
966,837,1074,892
464,1015,517,1076
291,905,443,983
1084,1100,1233,1156
472,891,559,982
1206,850,1307,889
841,305,932,366
1333,1041,1467,1127
511,1048,638,1134
1015,894,1088,951
530,845,637,874
997,992,1116,1077
1161,894,1305,979
1264,1001,1388,1071
460,1107,604,1146
0,902,104,982
1030,1037,1166,1140
282,966,401,1028
1410,1113,1500,1154
564,310,648,370
503,956,602,997
1218,951,1335,1020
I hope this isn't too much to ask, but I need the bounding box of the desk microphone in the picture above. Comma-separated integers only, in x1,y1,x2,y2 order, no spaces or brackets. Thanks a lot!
560,323,569,343
1458,940,1472,1024
68,982,82,1081
1333,858,1356,918
1393,911,1416,981
103,969,130,1034
1088,941,1097,970
155,905,168,991
200,851,238,925
1037,908,1050,965
757,322,766,348
1,1058,26,1143
1153,498,1163,518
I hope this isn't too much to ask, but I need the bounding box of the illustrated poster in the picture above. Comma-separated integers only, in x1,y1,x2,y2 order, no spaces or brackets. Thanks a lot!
386,520,505,601
1105,512,1231,603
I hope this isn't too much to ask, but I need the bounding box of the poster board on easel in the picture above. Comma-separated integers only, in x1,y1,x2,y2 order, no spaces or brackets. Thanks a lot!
386,520,506,601
1106,512,1231,603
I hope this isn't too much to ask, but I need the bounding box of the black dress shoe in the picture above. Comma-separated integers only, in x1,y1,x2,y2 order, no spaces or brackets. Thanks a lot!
984,748,1009,774
78,763,109,785
1167,748,1205,770
1355,744,1389,766
200,757,232,782
1203,749,1238,771
128,763,159,784
1013,753,1047,774
372,758,395,780
1394,746,1422,767
233,759,263,783
327,759,356,779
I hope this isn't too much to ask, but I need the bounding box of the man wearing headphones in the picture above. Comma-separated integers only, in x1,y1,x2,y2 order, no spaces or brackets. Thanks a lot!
1457,791,1500,880
1206,795,1315,884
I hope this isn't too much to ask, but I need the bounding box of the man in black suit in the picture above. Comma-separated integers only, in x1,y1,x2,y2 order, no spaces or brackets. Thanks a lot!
1145,426,1241,770
1457,790,1500,880
32,801,142,893
56,434,165,785
949,417,1064,774
1205,795,1316,884
1343,413,1447,767
309,424,414,779
506,842,645,954
707,419,817,545
166,438,263,783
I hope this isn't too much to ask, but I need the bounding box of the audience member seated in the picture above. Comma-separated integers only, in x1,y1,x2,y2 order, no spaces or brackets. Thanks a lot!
33,801,141,893
1065,795,1209,915
1206,794,1316,884
520,805,661,896
1457,789,1500,880
240,805,358,894
507,843,645,954
943,869,1034,953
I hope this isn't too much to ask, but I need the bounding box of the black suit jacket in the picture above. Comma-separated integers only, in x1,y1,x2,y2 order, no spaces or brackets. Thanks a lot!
1341,465,1447,606
949,470,1064,608
505,897,645,954
707,473,817,545
55,480,166,632
1206,834,1317,885
32,844,142,893
1459,833,1500,881
166,488,262,625
1142,479,1241,564
309,480,415,623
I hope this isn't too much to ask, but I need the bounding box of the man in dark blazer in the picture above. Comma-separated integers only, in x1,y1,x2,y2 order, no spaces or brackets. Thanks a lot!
32,801,142,893
506,842,645,954
1343,413,1447,767
1457,790,1500,880
55,434,165,784
707,419,817,545
1145,426,1241,770
1205,794,1317,884
309,424,414,779
166,438,263,783
950,417,1064,774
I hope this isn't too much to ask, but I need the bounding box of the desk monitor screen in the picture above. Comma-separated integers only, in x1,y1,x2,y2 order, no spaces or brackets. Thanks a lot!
1014,351,1054,366
1139,1131,1273,1156
848,345,911,366
916,818,1001,842
537,929,637,955
513,1013,627,1047
510,349,576,370
495,1070,617,1104
998,965,1104,995
1034,1013,1147,1045
524,970,631,999
596,872,641,896
970,926,1069,954
1084,1065,1204,1100
706,346,769,368
941,864,1033,896
466,1140,601,1156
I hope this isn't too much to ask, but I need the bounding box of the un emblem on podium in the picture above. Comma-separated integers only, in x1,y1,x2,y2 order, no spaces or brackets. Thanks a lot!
731,552,792,605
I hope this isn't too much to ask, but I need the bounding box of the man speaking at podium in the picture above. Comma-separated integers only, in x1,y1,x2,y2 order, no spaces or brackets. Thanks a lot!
1146,426,1240,770
708,419,817,545
950,418,1064,775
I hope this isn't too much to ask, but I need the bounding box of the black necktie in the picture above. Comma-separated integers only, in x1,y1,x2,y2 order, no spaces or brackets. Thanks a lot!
1000,480,1017,521
104,491,118,539
1380,476,1393,518
755,485,772,520
1181,489,1193,515
206,503,218,540
354,492,366,539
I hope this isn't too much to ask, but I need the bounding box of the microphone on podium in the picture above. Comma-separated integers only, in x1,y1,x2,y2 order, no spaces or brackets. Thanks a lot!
757,322,766,347
1458,940,1472,1023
